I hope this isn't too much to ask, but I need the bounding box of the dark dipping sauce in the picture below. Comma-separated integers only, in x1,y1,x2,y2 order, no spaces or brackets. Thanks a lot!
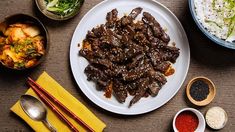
175,111,199,132
190,80,209,101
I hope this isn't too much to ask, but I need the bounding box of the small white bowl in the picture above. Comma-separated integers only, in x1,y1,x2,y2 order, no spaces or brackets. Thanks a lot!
205,106,228,130
173,108,206,132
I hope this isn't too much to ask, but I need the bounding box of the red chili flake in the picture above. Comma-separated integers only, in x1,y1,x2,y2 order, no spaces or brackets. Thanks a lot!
104,82,113,98
175,111,199,132
164,66,175,76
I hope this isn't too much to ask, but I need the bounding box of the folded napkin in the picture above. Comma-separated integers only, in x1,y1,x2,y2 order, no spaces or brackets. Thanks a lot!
11,72,106,132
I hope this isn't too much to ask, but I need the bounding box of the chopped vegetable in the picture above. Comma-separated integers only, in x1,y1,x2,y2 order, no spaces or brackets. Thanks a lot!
45,0,83,16
0,23,45,69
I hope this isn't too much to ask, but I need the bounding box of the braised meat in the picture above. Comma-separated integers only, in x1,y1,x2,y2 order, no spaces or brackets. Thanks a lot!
106,9,118,28
79,7,180,107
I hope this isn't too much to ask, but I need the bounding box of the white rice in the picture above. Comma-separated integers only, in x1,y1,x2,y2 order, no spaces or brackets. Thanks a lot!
194,0,235,42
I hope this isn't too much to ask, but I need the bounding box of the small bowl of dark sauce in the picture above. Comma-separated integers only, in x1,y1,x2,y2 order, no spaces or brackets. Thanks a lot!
186,76,216,106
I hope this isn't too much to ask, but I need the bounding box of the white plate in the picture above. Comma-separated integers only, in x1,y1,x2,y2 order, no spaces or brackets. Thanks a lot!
70,0,190,115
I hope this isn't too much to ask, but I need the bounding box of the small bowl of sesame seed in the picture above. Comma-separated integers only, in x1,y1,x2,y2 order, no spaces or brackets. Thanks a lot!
186,76,216,106
205,106,228,130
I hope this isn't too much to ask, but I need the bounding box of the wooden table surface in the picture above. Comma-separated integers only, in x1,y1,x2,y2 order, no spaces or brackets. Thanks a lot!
0,0,234,131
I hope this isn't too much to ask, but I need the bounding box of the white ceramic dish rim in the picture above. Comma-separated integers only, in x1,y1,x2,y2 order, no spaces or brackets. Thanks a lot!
70,0,190,115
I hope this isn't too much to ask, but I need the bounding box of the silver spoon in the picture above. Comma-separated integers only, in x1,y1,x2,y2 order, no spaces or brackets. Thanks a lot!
20,95,57,132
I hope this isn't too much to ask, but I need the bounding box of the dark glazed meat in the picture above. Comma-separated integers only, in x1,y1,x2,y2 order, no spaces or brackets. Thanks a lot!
113,80,128,103
79,7,180,107
106,9,118,28
129,78,150,107
129,7,143,19
143,12,170,43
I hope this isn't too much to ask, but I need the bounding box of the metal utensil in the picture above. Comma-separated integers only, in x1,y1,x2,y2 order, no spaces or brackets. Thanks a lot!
20,95,57,132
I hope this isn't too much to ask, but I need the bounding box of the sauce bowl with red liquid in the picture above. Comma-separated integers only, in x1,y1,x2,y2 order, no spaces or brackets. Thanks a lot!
173,108,205,132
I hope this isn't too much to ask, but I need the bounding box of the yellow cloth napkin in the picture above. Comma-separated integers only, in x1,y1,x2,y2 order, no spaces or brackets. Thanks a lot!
10,72,106,132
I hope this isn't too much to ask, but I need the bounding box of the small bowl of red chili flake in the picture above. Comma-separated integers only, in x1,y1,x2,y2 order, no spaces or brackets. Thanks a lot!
173,108,206,132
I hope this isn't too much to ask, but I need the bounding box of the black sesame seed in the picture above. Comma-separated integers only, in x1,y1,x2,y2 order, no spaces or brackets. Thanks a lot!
190,80,210,101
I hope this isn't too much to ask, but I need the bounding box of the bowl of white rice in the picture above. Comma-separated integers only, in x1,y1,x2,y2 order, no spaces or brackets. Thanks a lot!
189,0,235,49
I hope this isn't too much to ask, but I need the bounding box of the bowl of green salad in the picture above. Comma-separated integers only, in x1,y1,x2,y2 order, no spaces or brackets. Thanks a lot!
35,0,84,20
189,0,235,49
